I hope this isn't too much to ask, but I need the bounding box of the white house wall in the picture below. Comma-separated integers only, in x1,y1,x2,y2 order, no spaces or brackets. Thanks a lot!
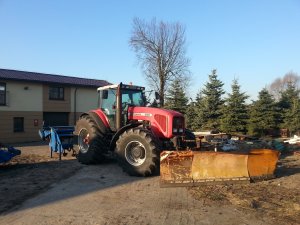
0,80,103,143
70,87,98,112
1,81,43,112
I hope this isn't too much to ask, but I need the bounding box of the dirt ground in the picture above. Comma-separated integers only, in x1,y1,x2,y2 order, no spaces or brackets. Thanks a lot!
0,142,299,225
0,142,84,214
188,153,300,224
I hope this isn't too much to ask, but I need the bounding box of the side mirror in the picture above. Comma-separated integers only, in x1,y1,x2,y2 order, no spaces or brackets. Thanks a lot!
102,90,108,99
155,92,160,100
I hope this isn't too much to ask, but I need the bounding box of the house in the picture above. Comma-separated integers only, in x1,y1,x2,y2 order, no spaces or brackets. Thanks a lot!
0,68,110,143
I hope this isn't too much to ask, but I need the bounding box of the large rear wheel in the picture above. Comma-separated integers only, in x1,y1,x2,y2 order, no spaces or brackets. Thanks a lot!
115,128,160,176
75,116,106,164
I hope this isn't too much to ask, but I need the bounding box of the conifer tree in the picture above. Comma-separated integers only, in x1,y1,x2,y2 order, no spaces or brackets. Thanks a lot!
248,88,278,136
279,81,300,109
164,79,189,114
278,81,300,129
221,79,248,133
186,91,206,131
283,98,300,135
200,69,225,130
186,100,197,130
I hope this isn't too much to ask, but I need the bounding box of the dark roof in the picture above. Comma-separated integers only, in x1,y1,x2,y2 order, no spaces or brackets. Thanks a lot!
0,68,111,87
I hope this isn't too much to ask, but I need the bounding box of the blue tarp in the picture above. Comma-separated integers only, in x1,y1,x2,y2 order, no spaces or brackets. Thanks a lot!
39,126,74,153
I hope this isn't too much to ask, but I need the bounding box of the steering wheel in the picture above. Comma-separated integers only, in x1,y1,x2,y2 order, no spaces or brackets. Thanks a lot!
122,102,131,111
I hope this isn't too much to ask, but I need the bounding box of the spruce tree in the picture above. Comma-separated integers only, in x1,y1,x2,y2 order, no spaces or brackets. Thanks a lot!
221,79,248,134
164,79,189,114
200,69,225,130
283,98,300,135
185,91,206,131
279,81,299,108
278,81,300,129
186,100,197,130
248,88,278,136
194,91,207,130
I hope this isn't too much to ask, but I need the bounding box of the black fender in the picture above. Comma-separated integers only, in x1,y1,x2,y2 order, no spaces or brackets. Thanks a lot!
79,112,111,135
110,122,142,151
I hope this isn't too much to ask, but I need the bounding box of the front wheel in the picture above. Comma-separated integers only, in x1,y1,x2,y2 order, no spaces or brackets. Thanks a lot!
115,128,160,176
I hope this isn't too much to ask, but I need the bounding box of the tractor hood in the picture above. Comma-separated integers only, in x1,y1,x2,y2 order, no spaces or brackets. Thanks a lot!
128,106,185,139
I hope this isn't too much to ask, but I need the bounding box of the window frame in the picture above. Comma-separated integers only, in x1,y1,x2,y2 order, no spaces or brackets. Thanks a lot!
13,117,24,133
0,82,6,106
49,86,64,100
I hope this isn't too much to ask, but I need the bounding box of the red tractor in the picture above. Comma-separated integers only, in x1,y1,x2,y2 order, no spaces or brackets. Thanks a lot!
75,83,194,176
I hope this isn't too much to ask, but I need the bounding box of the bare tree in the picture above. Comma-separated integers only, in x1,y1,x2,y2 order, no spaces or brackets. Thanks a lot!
129,17,190,106
268,71,300,100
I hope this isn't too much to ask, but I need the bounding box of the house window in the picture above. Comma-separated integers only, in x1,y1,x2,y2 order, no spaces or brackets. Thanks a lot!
14,117,24,132
49,86,64,100
0,83,6,106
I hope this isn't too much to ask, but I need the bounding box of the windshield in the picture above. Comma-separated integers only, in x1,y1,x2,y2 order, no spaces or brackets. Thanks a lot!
122,89,145,106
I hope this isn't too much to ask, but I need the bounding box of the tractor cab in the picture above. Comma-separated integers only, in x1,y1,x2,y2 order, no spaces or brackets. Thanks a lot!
97,83,146,131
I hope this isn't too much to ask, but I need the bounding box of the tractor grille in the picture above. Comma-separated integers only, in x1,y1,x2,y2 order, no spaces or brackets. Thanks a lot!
172,117,184,135
154,114,167,132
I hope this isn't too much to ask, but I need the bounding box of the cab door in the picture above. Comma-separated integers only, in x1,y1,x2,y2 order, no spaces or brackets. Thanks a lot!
99,89,116,130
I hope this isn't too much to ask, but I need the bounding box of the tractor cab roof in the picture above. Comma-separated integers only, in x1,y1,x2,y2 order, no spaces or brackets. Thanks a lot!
97,83,145,92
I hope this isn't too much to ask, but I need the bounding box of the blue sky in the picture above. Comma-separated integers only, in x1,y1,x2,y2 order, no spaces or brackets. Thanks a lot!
0,0,299,101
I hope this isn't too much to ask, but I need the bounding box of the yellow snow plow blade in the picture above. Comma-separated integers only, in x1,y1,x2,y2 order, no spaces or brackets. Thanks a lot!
160,149,280,187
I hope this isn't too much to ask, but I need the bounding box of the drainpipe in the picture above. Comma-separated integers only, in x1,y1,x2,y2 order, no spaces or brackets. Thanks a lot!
74,88,78,125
